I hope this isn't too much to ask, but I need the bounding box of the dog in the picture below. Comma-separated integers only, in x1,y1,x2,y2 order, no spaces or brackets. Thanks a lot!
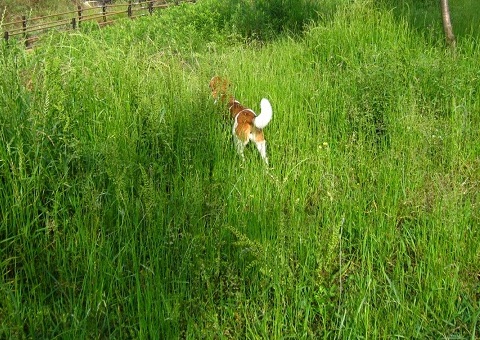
209,76,272,165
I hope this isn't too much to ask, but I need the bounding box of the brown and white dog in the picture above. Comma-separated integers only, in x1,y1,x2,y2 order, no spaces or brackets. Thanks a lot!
209,76,272,165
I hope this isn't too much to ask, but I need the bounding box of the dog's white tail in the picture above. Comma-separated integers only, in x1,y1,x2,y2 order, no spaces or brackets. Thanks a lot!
254,98,272,129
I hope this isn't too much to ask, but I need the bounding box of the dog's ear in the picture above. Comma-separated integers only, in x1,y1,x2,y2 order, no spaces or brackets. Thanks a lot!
209,76,218,91
221,78,230,92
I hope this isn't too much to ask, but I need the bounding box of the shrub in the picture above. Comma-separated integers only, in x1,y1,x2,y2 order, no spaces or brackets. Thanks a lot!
203,0,325,40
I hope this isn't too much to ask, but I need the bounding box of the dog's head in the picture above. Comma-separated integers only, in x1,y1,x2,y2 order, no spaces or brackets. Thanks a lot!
209,76,230,104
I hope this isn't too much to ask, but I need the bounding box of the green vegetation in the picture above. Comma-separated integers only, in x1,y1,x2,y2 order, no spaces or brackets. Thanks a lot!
1,0,479,338
380,0,480,41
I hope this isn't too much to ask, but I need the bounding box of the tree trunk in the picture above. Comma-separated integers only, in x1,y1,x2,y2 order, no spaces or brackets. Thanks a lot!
440,0,456,48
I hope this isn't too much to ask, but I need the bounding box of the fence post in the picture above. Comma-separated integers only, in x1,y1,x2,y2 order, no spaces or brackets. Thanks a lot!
128,1,132,18
148,0,153,14
72,18,77,29
102,4,107,22
77,5,83,25
4,31,9,42
22,16,29,47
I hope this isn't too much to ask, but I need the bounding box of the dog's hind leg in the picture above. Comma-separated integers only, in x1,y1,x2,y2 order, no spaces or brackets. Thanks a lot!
234,136,246,161
254,140,268,165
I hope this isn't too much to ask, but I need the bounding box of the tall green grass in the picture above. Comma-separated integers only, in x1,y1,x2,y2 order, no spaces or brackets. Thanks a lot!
1,0,479,338
380,0,480,42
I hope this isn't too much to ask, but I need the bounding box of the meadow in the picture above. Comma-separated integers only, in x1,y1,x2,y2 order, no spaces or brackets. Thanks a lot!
1,0,479,338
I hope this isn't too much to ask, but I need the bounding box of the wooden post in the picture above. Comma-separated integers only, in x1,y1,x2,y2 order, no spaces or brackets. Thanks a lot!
22,16,29,47
148,0,153,14
128,1,132,18
4,31,9,42
72,18,77,29
102,4,107,22
77,5,83,25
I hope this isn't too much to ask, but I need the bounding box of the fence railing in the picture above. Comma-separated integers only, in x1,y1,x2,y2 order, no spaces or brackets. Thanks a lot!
2,0,195,48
